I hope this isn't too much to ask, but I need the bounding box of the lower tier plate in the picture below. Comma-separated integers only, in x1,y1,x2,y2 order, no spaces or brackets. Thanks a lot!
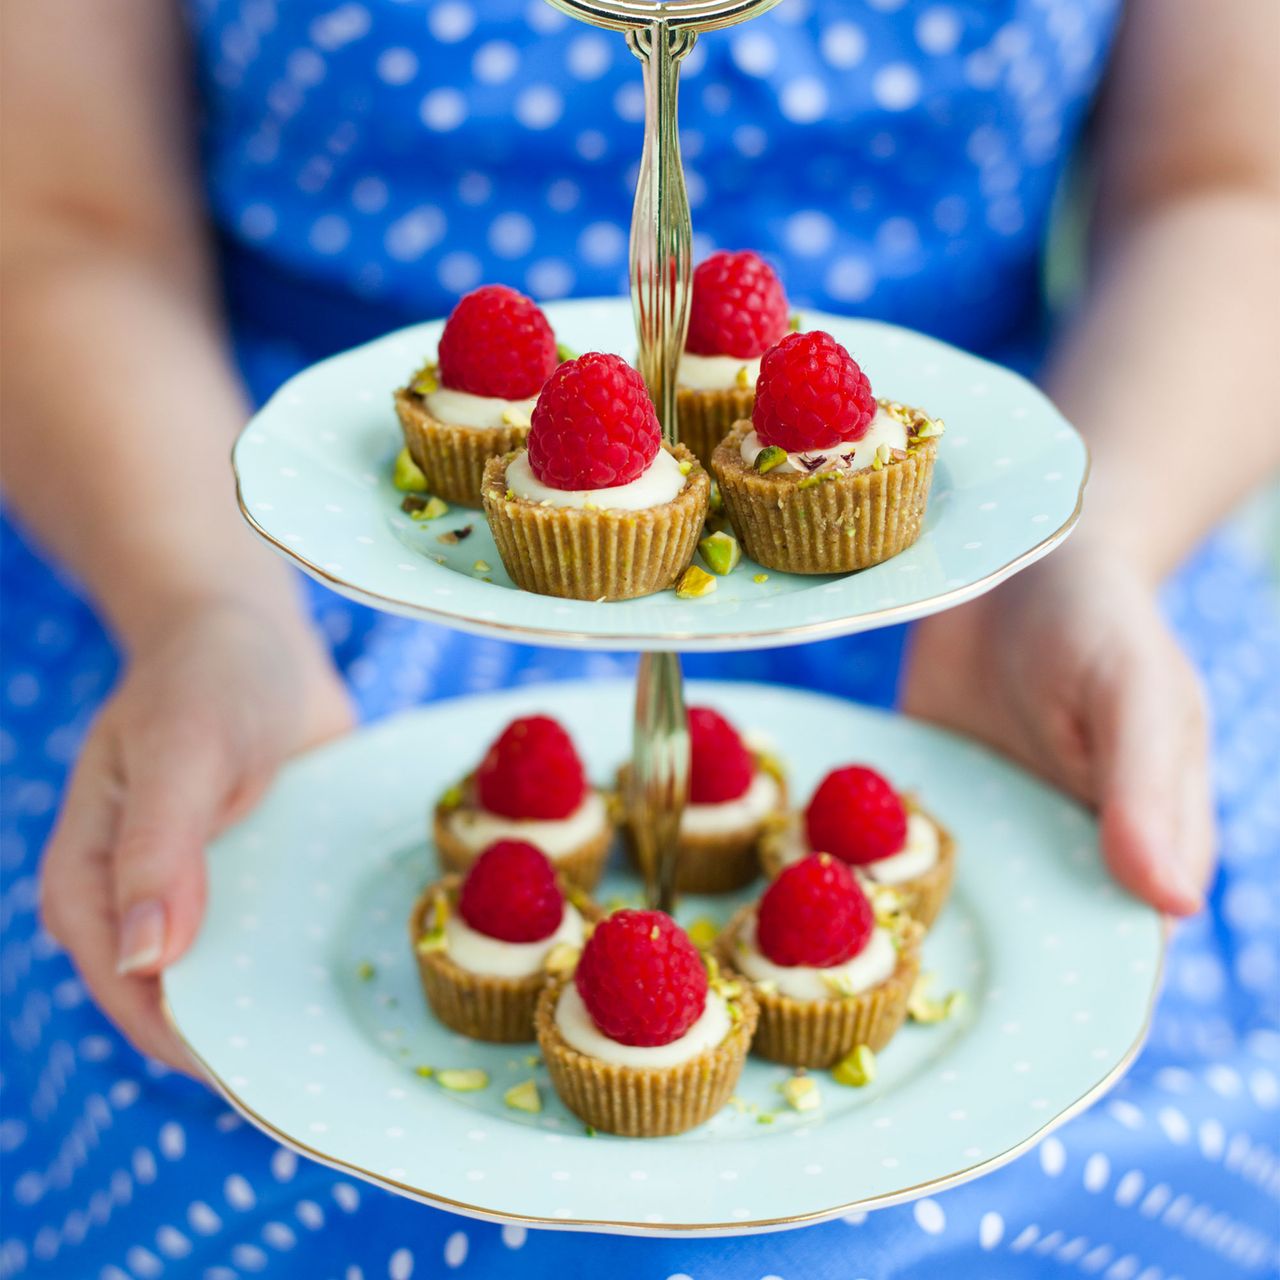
163,681,1162,1236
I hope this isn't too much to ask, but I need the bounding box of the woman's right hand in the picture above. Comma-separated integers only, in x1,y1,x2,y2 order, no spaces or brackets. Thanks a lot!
39,600,353,1073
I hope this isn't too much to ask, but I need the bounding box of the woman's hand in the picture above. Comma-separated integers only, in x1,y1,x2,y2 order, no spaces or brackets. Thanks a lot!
39,601,353,1072
900,541,1213,916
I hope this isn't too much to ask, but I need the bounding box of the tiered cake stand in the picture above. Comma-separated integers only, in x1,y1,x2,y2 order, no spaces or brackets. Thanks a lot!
164,1,1160,1236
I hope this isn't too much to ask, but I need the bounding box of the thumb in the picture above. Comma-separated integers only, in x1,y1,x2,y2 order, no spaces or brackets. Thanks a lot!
112,736,227,975
1091,654,1211,917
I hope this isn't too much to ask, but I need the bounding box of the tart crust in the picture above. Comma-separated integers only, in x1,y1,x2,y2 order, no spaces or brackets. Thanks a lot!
675,384,756,470
716,909,922,1067
395,387,528,509
711,410,938,575
480,445,710,601
433,776,613,892
759,799,956,931
409,875,600,1043
534,976,758,1136
615,760,788,895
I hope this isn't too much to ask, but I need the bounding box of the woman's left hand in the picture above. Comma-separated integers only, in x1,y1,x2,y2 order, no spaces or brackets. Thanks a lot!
900,540,1213,915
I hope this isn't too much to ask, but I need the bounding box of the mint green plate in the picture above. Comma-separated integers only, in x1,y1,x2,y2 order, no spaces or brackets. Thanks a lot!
164,682,1161,1236
233,300,1087,652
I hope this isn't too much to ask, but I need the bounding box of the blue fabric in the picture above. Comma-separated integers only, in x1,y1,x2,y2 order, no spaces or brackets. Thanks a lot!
4,2,1279,1278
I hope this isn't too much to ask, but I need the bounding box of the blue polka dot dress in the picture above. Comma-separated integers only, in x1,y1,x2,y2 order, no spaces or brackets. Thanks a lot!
3,3,1279,1277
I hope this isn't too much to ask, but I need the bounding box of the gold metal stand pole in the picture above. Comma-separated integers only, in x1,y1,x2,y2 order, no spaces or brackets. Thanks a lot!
630,652,689,912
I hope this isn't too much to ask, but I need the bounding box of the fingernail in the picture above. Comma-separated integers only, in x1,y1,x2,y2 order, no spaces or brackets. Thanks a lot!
1166,863,1204,916
117,900,167,975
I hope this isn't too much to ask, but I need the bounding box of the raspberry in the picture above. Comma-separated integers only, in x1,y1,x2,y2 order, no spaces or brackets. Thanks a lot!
756,854,874,968
473,715,587,821
436,284,558,400
688,706,753,804
527,352,661,491
575,910,708,1047
458,840,564,943
806,765,908,867
752,330,877,452
686,250,790,359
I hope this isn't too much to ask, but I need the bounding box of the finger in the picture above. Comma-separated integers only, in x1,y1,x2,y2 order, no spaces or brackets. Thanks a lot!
41,738,197,1073
1093,653,1208,916
112,726,227,975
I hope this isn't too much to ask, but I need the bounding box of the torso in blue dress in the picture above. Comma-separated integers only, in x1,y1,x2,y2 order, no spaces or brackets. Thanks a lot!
5,4,1279,1278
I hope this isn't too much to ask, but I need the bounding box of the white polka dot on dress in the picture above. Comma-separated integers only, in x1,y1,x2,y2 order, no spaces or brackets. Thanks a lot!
872,63,922,111
820,21,866,69
473,40,518,84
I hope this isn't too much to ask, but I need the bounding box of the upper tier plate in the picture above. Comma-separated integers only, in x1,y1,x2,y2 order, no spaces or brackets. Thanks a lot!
234,300,1087,651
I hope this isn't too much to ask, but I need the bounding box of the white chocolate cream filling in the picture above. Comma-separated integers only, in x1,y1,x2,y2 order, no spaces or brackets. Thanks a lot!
735,913,898,1001
678,351,761,392
506,447,686,512
682,769,780,839
554,983,732,1068
739,405,907,475
443,903,585,979
858,813,941,885
425,385,538,430
447,791,608,860
776,811,940,883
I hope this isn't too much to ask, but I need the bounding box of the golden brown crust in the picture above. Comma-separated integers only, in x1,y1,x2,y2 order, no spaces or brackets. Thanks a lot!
432,780,614,892
534,977,758,1136
711,417,937,575
716,909,922,1067
395,387,528,510
675,385,756,470
408,877,601,1043
480,445,711,601
758,802,956,931
614,762,788,895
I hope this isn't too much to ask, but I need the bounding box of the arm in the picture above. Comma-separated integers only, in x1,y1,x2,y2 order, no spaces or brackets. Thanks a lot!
903,0,1280,914
2,3,351,1068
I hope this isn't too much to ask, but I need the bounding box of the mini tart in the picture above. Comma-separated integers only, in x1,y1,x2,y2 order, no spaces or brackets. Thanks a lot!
433,776,613,892
711,402,939,575
614,756,788,895
481,444,711,601
394,381,528,510
409,875,600,1043
759,798,956,931
676,384,756,471
716,911,922,1068
534,975,758,1137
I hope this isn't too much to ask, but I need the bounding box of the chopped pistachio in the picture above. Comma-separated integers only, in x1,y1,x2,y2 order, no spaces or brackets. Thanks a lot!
797,471,838,491
472,559,491,574
754,979,779,996
699,530,742,576
735,365,752,391
437,525,473,545
392,447,429,493
649,924,661,941
410,496,449,522
708,480,723,514
780,1073,822,1113
543,942,580,977
872,442,891,472
908,972,966,1024
916,418,945,439
677,459,694,477
356,961,376,982
504,488,516,501
416,928,447,955
756,1111,776,1125
753,445,787,475
788,313,803,332
868,885,906,929
820,970,862,998
501,407,531,429
436,1067,489,1092
686,917,719,951
832,1045,876,1088
503,1080,542,1114
524,1054,542,1068
753,573,769,584
410,362,440,396
584,1124,597,1137
414,1065,435,1079
401,494,429,515
555,342,578,363
675,565,717,600
438,783,464,810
